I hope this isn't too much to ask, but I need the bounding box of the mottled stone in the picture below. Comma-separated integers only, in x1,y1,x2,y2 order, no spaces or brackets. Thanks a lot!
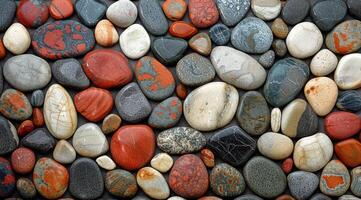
216,0,250,26
351,167,361,197
282,0,310,25
251,0,281,21
287,171,319,200
21,128,55,153
102,114,122,134
75,0,106,27
162,0,187,21
17,120,34,137
10,147,35,174
3,23,31,55
337,90,361,112
259,50,275,69
210,163,245,197
96,155,116,170
271,18,289,39
0,157,15,198
188,32,212,56
257,132,294,160
148,97,182,129
0,89,32,120
310,49,338,76
209,23,231,46
334,53,361,90
16,0,49,28
106,0,137,28
30,90,44,107
53,140,76,164
151,37,188,65
320,160,350,196
311,0,347,31
95,19,119,47
105,169,138,198
150,153,173,173
0,0,16,31
139,0,168,35
137,167,170,199
189,0,219,28
272,39,288,57
16,178,36,199
0,117,18,155
201,148,215,168
119,24,151,59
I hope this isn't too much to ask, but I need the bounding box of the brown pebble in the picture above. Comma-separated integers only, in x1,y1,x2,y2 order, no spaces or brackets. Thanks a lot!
16,178,36,199
0,39,6,59
200,148,215,168
102,114,122,134
32,108,45,127
176,83,187,99
271,18,289,39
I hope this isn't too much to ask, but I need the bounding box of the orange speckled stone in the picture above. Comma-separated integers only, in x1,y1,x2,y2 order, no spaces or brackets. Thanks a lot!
188,0,219,28
49,0,74,20
281,158,293,174
200,148,215,168
162,0,187,21
11,147,35,174
176,83,187,100
276,194,296,200
335,139,361,167
169,21,198,39
0,39,6,59
17,120,34,137
32,108,45,127
0,89,32,120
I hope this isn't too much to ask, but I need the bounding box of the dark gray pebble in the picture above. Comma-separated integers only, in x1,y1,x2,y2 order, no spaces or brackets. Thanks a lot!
0,116,17,155
21,128,55,153
311,0,347,31
258,50,275,69
209,23,231,46
75,0,107,27
282,0,310,25
336,90,361,112
151,37,188,65
0,0,16,31
287,171,319,200
347,0,361,20
216,0,250,26
272,39,288,57
139,0,168,35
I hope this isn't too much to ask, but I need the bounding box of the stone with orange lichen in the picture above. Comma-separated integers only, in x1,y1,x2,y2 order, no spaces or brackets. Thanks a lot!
326,20,361,54
210,163,245,197
136,167,170,199
163,0,187,21
148,97,182,129
0,157,15,198
320,160,350,196
188,0,219,28
0,89,32,120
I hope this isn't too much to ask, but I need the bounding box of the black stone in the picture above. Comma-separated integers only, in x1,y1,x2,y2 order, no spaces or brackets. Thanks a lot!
209,23,231,46
311,0,347,31
336,90,361,112
347,0,361,20
282,0,310,25
69,158,104,200
0,0,16,32
139,0,168,36
151,37,188,65
75,0,107,27
21,129,55,153
208,126,256,166
0,116,17,155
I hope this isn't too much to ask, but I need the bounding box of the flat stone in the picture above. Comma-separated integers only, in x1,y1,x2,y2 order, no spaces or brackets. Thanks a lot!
49,0,74,20
16,0,48,28
320,160,350,196
337,90,361,112
281,99,318,138
188,32,212,56
75,0,106,27
209,23,231,46
311,0,347,32
0,89,32,120
231,17,273,54
139,0,168,35
189,0,219,28
148,97,182,129
137,167,170,199
293,133,333,172
351,167,361,197
16,178,36,199
10,147,35,174
234,194,263,200
325,112,360,140
135,56,175,101
53,140,76,164
0,0,16,31
21,128,55,153
334,53,361,89
150,153,173,173
243,156,287,198
183,82,239,131
259,50,275,69
271,18,289,39
176,53,215,86
0,157,15,198
272,39,288,57
44,84,77,139
96,155,116,170
310,193,332,200
257,132,294,160
69,158,104,200
263,57,309,107
169,21,198,39
211,46,266,90
236,91,270,136
208,126,256,166
210,163,245,197
251,0,281,20
115,82,152,123
310,49,338,76
3,23,31,55
119,24,151,59
287,171,319,200
102,114,121,134
157,127,206,154
151,37,188,65
105,169,138,198
162,0,187,21
339,195,361,200
95,19,119,47
30,90,44,107
106,0,137,28
282,0,310,25
216,0,250,26
201,149,215,168
348,0,361,20
335,139,361,167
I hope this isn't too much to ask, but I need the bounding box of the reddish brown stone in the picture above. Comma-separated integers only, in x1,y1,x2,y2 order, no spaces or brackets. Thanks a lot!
82,49,133,89
176,83,187,100
188,0,219,28
169,154,209,198
162,0,187,21
11,147,35,174
74,87,113,122
200,148,215,168
276,194,296,200
198,196,222,200
49,0,74,20
32,108,45,127
0,39,6,59
325,111,361,140
17,120,34,137
282,158,293,174
17,0,49,28
335,138,361,167
169,21,198,39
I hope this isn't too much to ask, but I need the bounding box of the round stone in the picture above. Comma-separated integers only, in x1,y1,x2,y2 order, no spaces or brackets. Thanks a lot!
148,97,182,129
310,0,347,31
243,156,287,198
151,37,188,65
162,0,187,21
16,0,48,28
286,22,323,59
111,125,155,171
210,163,245,197
0,0,16,32
281,0,310,25
119,24,151,59
209,23,231,46
216,0,250,26
30,90,44,107
337,90,361,112
271,107,281,132
106,0,137,28
282,158,294,174
201,149,215,168
0,89,32,120
310,49,338,76
325,111,360,140
105,169,138,198
16,178,36,199
320,160,351,197
0,157,15,198
251,0,281,20
169,21,198,39
348,0,361,19
169,154,209,198
96,155,116,171
351,167,361,197
49,0,74,20
287,171,319,200
95,19,119,47
21,128,55,153
102,114,121,134
272,39,288,57
139,0,168,35
334,53,361,90
257,132,294,160
293,133,333,172
258,50,275,69
53,140,76,164
3,23,31,55
183,82,239,131
189,0,219,28
150,153,173,173
17,120,34,137
231,17,273,54
271,18,289,39
137,167,170,199
75,0,106,27
188,32,212,56
335,139,361,168
10,147,35,174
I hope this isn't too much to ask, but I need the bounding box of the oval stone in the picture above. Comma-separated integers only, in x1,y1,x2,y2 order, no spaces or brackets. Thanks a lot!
16,177,36,199
96,155,116,170
325,111,360,140
334,53,361,90
148,97,182,129
216,0,250,26
16,0,48,28
30,90,45,107
119,24,151,59
11,147,35,174
0,89,32,120
188,32,212,56
310,49,338,77
326,20,361,54
335,139,361,168
74,0,106,27
251,0,281,21
139,0,168,35
189,0,219,28
162,0,187,21
49,0,74,20
209,23,231,46
351,167,361,197
337,90,361,112
169,21,198,39
105,169,138,198
137,167,170,199
271,107,281,132
310,0,347,32
150,153,173,173
151,37,188,65
287,171,319,200
210,163,245,197
106,0,137,28
257,132,294,160
3,54,51,91
0,157,15,198
32,20,95,59
281,0,310,25
320,160,351,197
271,18,289,39
101,114,121,134
282,158,294,175
94,19,119,47
3,23,31,55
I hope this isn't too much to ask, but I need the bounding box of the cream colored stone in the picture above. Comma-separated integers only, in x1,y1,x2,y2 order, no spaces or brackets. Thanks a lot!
119,24,150,59
293,133,333,172
96,155,116,170
53,140,76,164
3,23,31,54
304,77,338,116
257,132,293,160
251,0,281,20
106,0,137,28
334,53,361,90
95,19,119,47
168,197,186,200
150,153,173,173
137,167,170,199
271,108,281,132
44,84,77,139
310,49,338,76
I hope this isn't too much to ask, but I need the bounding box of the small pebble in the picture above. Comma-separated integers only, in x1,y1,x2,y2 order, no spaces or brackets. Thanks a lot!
188,0,219,28
216,0,250,26
320,160,351,196
310,49,338,76
95,19,119,47
337,90,361,112
150,153,173,173
30,90,44,107
287,171,319,200
11,147,35,174
251,0,281,21
272,39,288,57
3,23,31,55
176,83,187,99
169,21,198,39
271,108,281,133
75,0,106,27
151,37,188,65
210,163,245,197
257,132,294,160
137,167,170,199
258,50,275,69
16,178,36,199
49,0,74,20
105,169,138,198
334,53,361,90
102,114,122,134
119,24,151,59
17,120,34,137
162,0,187,21
282,0,310,25
282,158,294,174
96,155,116,170
201,148,215,168
188,32,212,56
53,140,76,164
209,23,231,46
271,18,289,39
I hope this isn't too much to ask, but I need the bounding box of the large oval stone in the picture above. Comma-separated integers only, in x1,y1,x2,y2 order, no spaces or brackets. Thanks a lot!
32,20,95,59
334,53,361,90
320,160,350,197
263,58,309,107
148,97,182,129
139,0,168,35
137,167,170,199
0,89,32,120
325,111,360,140
257,132,294,160
189,0,219,28
44,84,77,139
310,0,347,32
0,157,15,198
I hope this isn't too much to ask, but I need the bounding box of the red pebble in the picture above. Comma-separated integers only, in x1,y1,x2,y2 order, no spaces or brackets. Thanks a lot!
324,111,361,140
16,0,49,28
17,120,34,137
198,196,222,200
276,194,296,200
169,21,198,39
11,147,35,174
335,138,361,167
0,39,6,59
32,108,45,127
176,83,187,99
200,148,215,168
282,158,293,174
188,0,219,28
49,0,74,20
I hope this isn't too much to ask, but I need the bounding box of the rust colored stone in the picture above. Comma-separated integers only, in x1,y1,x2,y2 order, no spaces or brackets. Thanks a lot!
188,0,219,28
162,0,187,21
200,148,215,168
335,138,361,167
282,158,293,174
11,147,35,174
49,0,74,20
169,21,198,39
0,39,6,59
17,120,34,137
32,108,45,127
176,83,187,100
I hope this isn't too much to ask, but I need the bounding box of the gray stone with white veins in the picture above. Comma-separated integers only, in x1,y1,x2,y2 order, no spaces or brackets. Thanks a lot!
216,0,250,26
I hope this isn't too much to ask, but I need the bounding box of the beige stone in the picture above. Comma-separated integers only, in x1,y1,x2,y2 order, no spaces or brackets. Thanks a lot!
310,49,338,76
96,155,116,170
137,167,170,199
251,0,281,20
150,153,173,173
257,132,293,160
3,23,31,54
334,53,361,90
271,108,281,132
53,140,76,164
95,19,119,47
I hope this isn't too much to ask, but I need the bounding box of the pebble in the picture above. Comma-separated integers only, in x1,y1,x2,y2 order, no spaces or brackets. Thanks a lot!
3,23,31,55
310,49,338,76
106,0,137,28
157,127,206,154
33,158,69,199
0,89,32,120
281,98,318,138
271,107,281,132
69,158,104,200
211,46,267,90
176,83,187,99
276,194,296,200
115,83,152,123
151,37,188,64
10,147,35,174
257,132,294,160
325,20,361,54
169,21,198,39
216,0,250,26
209,23,231,46
264,58,309,107
210,163,245,197
21,128,55,153
259,50,275,68
52,58,90,90
325,111,360,140
111,125,155,170
188,32,212,56
243,156,287,198
237,91,270,136
0,118,18,155
231,17,273,54
339,195,361,200
272,39,288,57
17,120,34,137
282,0,310,25
4,54,51,92
162,0,187,21
75,0,106,27
347,0,361,20
0,157,15,198
148,97,182,129
201,149,215,168
169,154,209,198
234,194,263,200
135,56,175,101
320,160,351,196
53,140,76,164
151,153,173,173
304,77,338,116
95,19,118,47
183,82,239,131
96,155,116,170
139,0,168,35
32,108,45,127
49,0,74,20
137,167,170,199
282,158,294,174
286,22,323,59
16,0,48,28
72,123,108,158
74,87,113,122
16,178,36,199
251,0,281,21
310,193,332,200
293,133,333,172
271,18,289,39
337,90,361,112
30,90,44,107
102,114,121,134
44,84,77,139
0,39,5,59
0,0,16,31
208,126,256,166
176,53,215,86
311,0,347,31
287,171,319,200
351,167,361,197
32,20,95,59
189,0,219,28
105,169,138,198
119,24,151,59
335,139,361,167
334,53,361,90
